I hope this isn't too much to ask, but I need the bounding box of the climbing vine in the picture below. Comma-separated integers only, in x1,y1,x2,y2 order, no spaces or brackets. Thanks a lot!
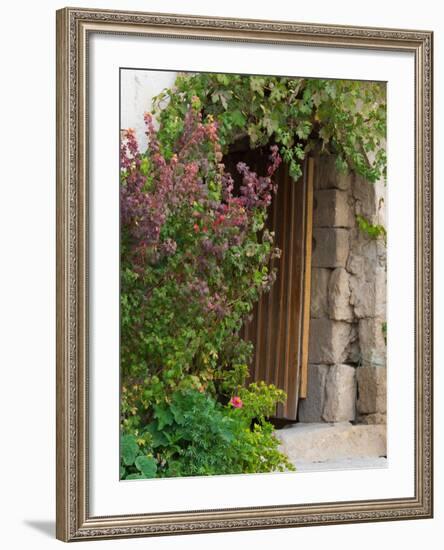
152,73,386,184
356,214,387,243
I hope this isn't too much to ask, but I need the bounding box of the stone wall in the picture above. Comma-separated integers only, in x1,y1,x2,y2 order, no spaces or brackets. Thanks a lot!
299,154,387,425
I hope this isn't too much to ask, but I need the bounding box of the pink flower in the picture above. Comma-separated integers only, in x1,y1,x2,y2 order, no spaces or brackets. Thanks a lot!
229,396,243,409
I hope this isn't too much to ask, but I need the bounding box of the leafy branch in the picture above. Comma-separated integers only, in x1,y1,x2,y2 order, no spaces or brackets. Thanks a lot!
356,214,387,242
152,73,386,184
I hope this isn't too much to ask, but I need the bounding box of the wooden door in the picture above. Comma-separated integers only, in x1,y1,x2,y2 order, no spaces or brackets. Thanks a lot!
224,146,313,420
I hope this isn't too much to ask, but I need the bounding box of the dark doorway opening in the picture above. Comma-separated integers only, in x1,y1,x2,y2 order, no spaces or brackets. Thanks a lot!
224,142,314,420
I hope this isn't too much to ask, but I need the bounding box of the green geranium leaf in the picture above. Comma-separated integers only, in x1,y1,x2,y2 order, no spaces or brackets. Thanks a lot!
135,456,158,478
125,473,144,480
121,434,139,466
145,423,169,448
153,405,174,430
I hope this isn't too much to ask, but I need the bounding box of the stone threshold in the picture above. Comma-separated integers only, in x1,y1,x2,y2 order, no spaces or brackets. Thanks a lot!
276,421,387,469
293,456,388,473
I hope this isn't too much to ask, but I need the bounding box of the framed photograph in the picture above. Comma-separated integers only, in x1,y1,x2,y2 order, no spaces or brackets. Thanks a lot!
56,7,433,542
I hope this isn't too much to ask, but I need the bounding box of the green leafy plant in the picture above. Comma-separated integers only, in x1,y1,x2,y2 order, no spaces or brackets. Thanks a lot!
382,322,387,345
152,74,386,183
121,387,294,478
356,214,387,242
120,434,157,480
120,73,387,478
120,105,292,477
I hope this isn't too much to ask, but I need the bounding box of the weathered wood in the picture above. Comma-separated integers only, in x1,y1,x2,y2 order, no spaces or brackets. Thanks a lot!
227,148,313,420
224,141,313,420
300,157,314,398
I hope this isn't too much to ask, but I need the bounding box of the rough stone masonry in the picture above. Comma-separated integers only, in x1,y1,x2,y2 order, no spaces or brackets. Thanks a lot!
298,153,387,425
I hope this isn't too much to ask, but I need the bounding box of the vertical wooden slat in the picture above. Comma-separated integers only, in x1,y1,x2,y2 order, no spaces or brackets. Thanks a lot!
299,158,314,399
284,168,304,418
275,167,290,417
281,169,294,416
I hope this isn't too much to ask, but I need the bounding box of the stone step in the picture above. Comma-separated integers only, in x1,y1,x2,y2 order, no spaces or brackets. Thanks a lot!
294,456,388,473
276,422,386,463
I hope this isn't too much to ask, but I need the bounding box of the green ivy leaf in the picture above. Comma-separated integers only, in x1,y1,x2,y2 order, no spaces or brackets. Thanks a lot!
250,77,266,96
289,160,302,181
262,115,279,136
247,124,263,146
230,110,247,128
296,121,312,140
269,83,286,102
216,74,230,86
356,214,387,241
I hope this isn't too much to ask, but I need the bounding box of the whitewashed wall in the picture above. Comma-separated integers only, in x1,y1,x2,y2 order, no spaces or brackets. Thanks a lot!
120,69,177,149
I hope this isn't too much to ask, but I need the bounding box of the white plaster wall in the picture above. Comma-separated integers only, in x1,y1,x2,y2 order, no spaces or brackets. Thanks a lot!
120,69,177,149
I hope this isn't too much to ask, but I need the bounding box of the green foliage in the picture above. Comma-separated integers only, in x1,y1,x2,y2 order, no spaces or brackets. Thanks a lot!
121,389,294,478
121,434,139,466
120,72,387,479
120,434,157,480
382,322,387,345
152,73,386,183
120,108,292,478
356,214,387,242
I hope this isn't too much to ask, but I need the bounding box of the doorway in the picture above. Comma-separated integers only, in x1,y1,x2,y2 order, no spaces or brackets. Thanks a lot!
224,144,314,420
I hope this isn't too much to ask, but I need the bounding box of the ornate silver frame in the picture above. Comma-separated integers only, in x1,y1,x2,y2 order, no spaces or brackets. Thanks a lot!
56,7,433,541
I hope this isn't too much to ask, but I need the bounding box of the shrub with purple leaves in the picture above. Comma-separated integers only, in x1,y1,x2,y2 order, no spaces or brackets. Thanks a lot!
119,105,294,476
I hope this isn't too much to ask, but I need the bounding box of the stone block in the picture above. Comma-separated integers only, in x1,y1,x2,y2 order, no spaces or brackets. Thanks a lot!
310,268,330,318
348,230,383,269
357,413,387,425
343,323,360,364
277,422,387,462
349,276,375,319
313,189,354,228
314,154,352,191
359,318,386,367
374,267,387,318
293,456,387,472
346,337,361,364
328,267,353,321
349,266,386,319
298,364,329,422
346,245,366,277
356,366,387,414
308,319,352,364
322,364,356,422
353,174,378,221
312,228,349,268
374,178,387,228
